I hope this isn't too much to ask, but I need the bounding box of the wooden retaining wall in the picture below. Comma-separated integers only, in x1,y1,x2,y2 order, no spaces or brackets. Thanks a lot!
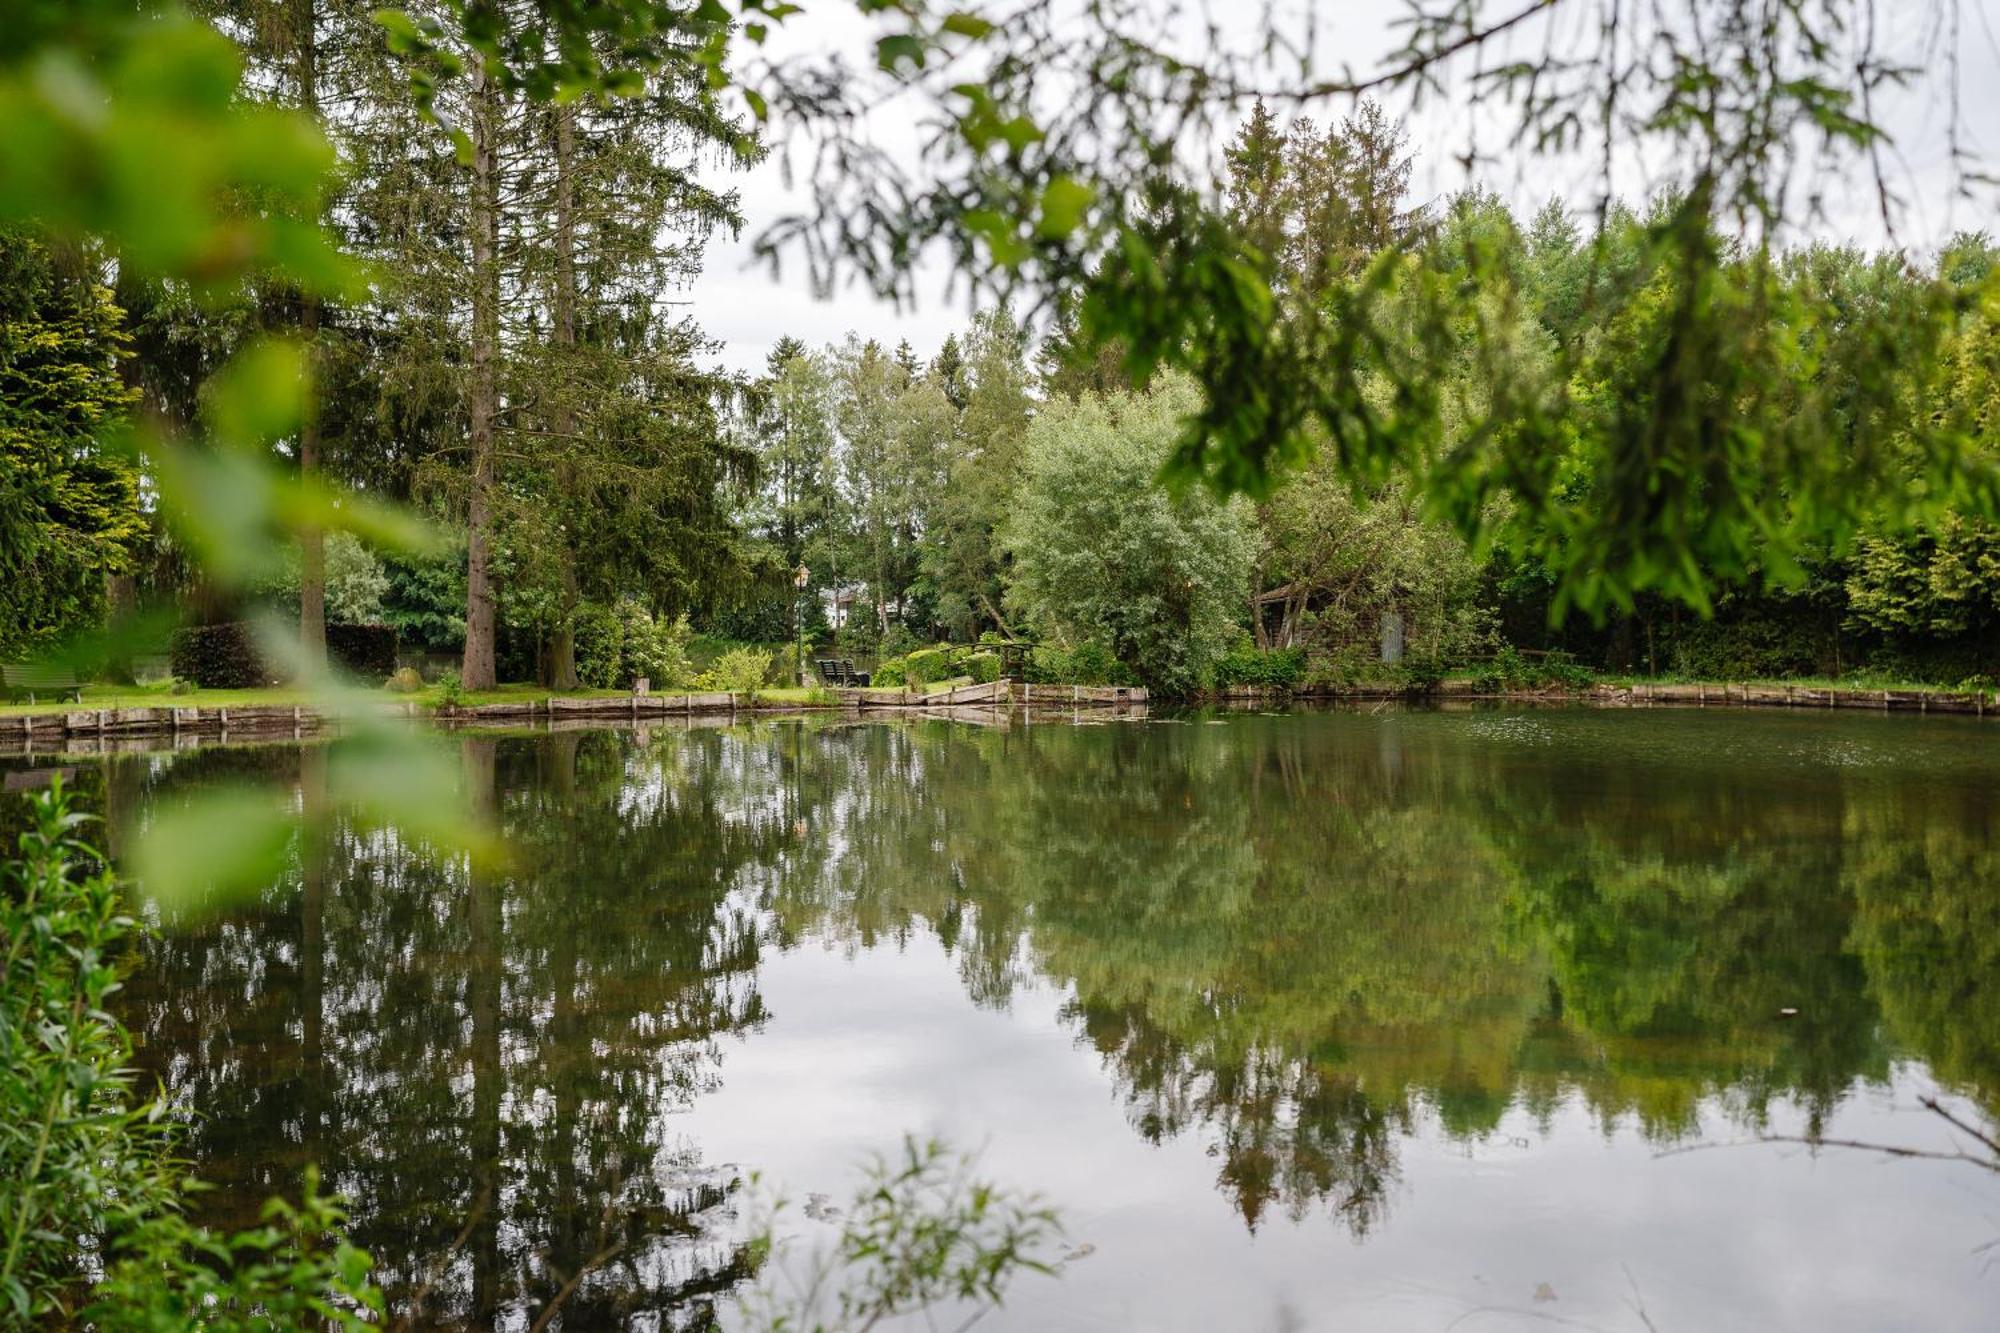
0,682,1155,754
2,703,338,753
1595,681,1994,714
1296,679,1999,715
845,681,1149,709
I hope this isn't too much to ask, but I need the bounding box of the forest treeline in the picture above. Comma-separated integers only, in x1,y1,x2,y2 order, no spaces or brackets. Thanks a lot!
727,104,2000,692
8,66,1999,692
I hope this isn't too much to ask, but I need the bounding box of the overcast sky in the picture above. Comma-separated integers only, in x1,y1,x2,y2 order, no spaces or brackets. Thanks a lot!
685,0,2000,377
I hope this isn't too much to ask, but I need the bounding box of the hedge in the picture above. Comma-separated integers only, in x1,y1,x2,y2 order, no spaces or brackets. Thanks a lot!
170,623,264,689
326,623,398,679
873,643,1005,689
171,622,399,688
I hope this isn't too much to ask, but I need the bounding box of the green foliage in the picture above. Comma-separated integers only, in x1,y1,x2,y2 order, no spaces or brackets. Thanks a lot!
873,643,1004,689
380,544,468,655
708,0,2000,621
903,646,953,686
0,228,143,658
86,1169,381,1332
0,783,379,1324
1213,644,1306,690
1,782,169,1321
736,1137,1063,1333
1469,647,1596,693
1846,520,2000,638
619,602,695,690
699,646,774,697
169,622,266,690
573,601,624,689
257,532,391,626
1668,615,1828,681
1004,374,1257,694
1024,641,1136,687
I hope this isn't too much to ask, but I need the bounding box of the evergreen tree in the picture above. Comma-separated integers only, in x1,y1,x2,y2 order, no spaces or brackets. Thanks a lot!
0,230,144,655
929,333,970,410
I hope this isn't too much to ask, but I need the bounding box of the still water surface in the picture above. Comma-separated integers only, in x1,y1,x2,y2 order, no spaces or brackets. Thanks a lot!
16,706,2000,1330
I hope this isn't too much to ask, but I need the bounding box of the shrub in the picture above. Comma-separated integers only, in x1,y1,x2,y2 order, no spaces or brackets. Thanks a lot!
325,623,397,679
903,646,953,686
573,601,623,688
617,602,694,689
384,666,423,693
1473,647,1596,692
873,656,909,687
1213,643,1305,690
170,622,265,688
965,651,1001,684
1399,655,1448,692
86,1170,380,1331
1,783,380,1324
2,781,175,1318
698,646,773,697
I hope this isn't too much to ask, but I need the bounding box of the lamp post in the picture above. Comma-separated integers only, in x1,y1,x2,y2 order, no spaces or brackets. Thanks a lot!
794,563,810,687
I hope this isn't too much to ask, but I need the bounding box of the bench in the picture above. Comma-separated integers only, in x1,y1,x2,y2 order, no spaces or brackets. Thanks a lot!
814,657,871,687
2,662,83,704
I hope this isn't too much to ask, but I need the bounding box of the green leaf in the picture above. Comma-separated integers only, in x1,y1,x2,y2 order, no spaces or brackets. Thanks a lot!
941,13,995,39
1036,175,1095,239
876,34,926,73
329,739,504,866
131,789,295,914
204,338,306,448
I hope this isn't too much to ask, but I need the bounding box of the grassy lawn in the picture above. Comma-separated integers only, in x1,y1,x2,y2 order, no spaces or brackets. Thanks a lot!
0,680,851,718
0,682,317,717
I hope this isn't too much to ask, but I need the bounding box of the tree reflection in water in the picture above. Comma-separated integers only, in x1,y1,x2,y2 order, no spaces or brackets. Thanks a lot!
42,707,2000,1323
120,729,779,1328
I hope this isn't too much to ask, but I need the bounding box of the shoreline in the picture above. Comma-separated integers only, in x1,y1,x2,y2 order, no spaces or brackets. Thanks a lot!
3,675,1992,757
1226,678,2000,714
0,680,1150,755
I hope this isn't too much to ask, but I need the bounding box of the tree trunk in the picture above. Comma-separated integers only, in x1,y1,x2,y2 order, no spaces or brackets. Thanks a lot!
462,737,503,1321
461,61,501,691
298,294,326,674
299,746,327,1153
547,104,581,691
977,591,1018,640
294,0,326,675
105,573,138,684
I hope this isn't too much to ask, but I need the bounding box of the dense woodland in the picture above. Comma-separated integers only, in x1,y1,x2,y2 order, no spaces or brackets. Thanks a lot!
10,79,2000,696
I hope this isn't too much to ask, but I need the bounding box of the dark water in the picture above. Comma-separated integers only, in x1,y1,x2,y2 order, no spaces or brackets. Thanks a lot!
10,706,2000,1330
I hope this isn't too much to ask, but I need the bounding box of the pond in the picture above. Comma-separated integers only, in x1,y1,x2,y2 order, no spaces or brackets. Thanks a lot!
10,705,2000,1330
